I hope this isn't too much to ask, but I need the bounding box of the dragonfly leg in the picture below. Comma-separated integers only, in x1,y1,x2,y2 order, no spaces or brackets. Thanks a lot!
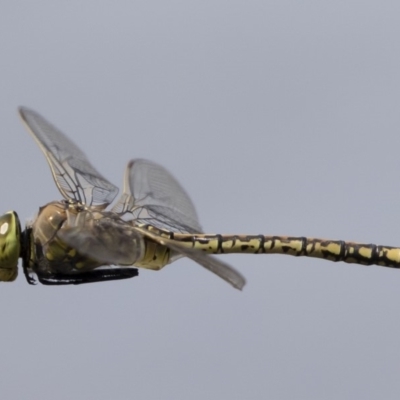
35,268,139,285
21,229,38,285
23,269,38,285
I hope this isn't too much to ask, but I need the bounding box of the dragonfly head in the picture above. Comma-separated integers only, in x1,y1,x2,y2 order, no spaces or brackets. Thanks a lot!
0,211,20,281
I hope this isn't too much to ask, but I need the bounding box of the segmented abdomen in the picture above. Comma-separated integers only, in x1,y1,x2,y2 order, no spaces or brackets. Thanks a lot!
171,233,400,268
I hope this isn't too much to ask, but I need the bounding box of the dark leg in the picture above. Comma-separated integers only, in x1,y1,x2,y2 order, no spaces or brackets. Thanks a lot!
21,229,37,285
36,268,139,285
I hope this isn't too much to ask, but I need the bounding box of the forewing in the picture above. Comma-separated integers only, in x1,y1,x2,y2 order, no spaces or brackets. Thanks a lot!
112,159,202,233
57,209,143,266
19,107,118,207
135,226,246,290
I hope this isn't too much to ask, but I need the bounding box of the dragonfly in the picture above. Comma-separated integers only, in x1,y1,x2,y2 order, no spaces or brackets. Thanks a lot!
1,108,400,290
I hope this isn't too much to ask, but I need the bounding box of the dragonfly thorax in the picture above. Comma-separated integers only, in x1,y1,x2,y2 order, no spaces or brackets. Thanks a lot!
27,201,105,276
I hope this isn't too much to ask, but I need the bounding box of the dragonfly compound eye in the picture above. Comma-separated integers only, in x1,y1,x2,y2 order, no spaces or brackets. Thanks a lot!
0,211,20,281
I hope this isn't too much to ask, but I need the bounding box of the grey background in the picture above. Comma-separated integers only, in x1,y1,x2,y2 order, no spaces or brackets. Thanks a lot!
1,1,399,399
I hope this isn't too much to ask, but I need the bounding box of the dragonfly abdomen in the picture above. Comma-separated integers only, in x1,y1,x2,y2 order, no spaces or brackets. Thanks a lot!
133,225,172,270
171,233,400,269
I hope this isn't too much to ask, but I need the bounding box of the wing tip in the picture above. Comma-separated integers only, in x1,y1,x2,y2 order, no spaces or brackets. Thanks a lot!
17,106,37,122
233,279,246,291
18,105,27,118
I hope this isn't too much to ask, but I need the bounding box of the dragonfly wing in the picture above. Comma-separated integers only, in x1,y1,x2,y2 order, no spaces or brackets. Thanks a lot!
57,209,144,266
135,226,246,290
19,107,118,208
112,159,202,233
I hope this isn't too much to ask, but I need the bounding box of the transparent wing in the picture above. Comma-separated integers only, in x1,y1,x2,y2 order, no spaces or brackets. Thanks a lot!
112,159,202,233
19,107,118,208
57,209,144,266
134,226,246,290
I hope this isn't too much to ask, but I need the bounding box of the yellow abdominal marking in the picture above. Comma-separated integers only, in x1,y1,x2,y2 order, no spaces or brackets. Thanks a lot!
134,239,170,270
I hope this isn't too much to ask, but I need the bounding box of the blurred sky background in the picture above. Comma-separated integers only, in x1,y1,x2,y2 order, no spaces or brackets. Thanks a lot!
1,1,400,399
